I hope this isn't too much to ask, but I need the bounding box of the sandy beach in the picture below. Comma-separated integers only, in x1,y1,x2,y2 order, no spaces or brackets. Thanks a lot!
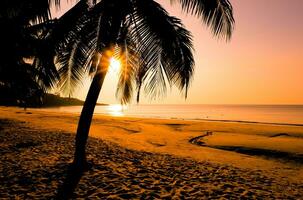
0,106,302,199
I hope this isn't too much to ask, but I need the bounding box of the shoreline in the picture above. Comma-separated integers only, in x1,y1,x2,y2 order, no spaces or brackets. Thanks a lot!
28,105,303,127
1,106,303,198
194,118,303,127
1,106,303,179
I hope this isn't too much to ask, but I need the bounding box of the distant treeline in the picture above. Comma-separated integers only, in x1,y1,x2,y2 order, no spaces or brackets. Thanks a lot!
0,90,106,107
41,94,107,107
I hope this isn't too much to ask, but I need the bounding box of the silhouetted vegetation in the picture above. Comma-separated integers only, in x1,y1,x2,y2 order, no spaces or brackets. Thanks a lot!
46,0,234,173
0,0,60,108
1,0,234,197
42,93,107,107
0,92,106,107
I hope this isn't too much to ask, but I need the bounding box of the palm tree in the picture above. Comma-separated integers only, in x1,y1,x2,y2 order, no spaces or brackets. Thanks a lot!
0,0,62,106
49,0,234,170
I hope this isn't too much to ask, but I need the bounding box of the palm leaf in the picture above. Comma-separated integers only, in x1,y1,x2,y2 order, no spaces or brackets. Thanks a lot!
129,0,194,99
0,0,65,24
115,22,140,104
56,40,89,96
170,0,234,40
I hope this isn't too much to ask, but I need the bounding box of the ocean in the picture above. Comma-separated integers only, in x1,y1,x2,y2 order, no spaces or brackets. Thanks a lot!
40,104,303,125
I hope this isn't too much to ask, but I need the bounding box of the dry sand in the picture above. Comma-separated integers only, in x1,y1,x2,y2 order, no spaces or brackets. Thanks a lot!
0,106,302,199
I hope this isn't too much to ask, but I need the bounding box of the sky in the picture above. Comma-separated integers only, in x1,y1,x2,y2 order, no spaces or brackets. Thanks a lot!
53,0,303,105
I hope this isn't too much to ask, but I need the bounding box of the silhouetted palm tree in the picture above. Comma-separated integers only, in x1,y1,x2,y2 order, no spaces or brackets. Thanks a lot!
49,0,234,170
2,0,234,170
0,0,61,106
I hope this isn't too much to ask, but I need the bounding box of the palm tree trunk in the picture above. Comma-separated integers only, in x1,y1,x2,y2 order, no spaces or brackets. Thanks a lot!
73,55,109,169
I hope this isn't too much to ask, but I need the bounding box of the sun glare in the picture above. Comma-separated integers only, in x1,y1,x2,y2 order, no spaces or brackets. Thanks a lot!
109,57,121,73
106,104,127,116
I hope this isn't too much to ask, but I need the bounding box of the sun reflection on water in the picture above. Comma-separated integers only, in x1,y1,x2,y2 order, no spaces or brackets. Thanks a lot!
106,104,126,116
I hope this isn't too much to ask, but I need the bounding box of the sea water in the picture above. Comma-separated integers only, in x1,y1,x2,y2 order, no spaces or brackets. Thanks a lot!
40,104,303,125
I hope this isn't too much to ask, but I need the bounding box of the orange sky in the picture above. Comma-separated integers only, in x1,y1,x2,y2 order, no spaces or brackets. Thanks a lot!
53,0,303,105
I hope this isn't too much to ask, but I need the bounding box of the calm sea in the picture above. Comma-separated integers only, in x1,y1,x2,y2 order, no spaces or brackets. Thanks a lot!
40,104,303,125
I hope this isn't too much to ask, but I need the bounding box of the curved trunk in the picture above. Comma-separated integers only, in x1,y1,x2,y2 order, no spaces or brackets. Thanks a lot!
73,55,109,169
72,0,123,170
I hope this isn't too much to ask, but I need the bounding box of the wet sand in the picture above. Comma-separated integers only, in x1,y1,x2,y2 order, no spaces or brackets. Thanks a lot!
0,107,302,199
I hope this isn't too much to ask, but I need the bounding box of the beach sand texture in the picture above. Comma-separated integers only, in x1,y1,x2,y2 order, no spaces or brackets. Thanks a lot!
0,107,302,199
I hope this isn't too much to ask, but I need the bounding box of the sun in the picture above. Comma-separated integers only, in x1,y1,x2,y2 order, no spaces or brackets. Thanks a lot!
109,57,121,73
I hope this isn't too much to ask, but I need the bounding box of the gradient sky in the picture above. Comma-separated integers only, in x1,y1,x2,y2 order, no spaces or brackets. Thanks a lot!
53,0,303,105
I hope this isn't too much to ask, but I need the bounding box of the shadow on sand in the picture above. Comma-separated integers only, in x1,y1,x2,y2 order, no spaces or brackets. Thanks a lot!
56,165,85,199
213,146,303,165
189,132,303,165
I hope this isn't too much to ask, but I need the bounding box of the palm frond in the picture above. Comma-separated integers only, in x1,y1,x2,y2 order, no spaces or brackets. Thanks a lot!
29,0,95,96
32,38,59,88
115,23,140,104
162,18,194,97
49,0,63,10
29,10,85,91
50,0,89,47
170,0,234,40
130,0,194,99
0,0,61,24
56,40,89,96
